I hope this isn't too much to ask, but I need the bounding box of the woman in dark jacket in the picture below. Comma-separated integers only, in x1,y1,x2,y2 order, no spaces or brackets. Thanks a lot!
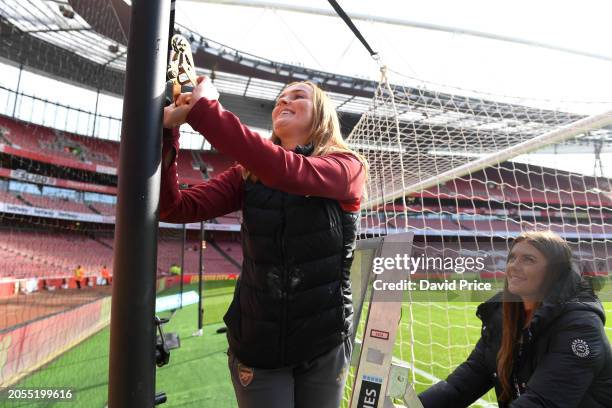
161,77,367,407
419,230,612,407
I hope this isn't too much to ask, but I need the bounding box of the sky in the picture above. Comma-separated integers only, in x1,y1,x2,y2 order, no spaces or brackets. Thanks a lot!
1,0,612,175
177,0,612,112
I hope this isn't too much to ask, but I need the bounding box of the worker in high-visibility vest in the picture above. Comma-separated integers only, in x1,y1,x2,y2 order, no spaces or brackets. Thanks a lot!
169,264,181,276
74,265,84,289
101,265,111,285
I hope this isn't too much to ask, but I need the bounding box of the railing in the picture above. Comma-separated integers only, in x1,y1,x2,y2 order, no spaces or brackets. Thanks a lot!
0,85,209,150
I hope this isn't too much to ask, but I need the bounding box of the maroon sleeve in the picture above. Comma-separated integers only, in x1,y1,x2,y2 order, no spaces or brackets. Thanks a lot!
186,98,365,212
159,127,244,223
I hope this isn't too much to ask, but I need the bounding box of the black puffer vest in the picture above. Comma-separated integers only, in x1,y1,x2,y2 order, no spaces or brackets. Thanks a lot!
223,144,360,369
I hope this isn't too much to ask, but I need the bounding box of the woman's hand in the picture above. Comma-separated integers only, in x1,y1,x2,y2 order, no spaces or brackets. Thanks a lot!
163,76,220,128
163,92,193,128
192,75,220,102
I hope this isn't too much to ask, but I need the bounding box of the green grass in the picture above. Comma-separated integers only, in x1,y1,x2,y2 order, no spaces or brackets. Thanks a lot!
8,280,612,408
394,300,612,407
344,296,612,408
10,280,237,408
397,302,499,406
155,281,237,408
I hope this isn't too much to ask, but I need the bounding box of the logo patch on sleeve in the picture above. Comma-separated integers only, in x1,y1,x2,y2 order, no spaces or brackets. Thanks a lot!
571,338,590,358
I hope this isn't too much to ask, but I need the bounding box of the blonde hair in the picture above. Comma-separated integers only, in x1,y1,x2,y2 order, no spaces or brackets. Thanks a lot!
244,81,368,184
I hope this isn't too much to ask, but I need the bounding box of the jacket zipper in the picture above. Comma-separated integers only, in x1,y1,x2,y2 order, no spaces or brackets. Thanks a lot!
279,198,288,365
513,328,531,398
513,340,523,398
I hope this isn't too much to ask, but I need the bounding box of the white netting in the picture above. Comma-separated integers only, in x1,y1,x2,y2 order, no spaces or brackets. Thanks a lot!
345,69,612,407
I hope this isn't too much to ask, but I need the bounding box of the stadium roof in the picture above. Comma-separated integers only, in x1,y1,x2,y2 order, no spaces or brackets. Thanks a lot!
1,0,611,148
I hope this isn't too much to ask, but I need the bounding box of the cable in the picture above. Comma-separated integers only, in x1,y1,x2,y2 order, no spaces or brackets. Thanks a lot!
167,0,176,62
327,0,378,59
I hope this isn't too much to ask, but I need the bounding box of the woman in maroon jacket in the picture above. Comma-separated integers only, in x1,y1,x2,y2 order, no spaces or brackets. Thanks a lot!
162,76,367,407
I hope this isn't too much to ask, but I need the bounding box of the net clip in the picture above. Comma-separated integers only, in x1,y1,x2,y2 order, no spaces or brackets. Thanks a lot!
167,34,198,103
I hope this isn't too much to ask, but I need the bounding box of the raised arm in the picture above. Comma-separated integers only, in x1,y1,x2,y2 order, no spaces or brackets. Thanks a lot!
419,337,494,408
185,98,365,211
159,127,243,224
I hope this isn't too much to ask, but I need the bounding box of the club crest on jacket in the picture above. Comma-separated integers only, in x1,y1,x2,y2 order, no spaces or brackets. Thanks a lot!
237,362,254,387
571,338,590,358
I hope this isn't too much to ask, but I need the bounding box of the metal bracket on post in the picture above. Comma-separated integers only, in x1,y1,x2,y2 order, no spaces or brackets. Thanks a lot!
350,339,422,408
349,231,423,408
383,358,422,408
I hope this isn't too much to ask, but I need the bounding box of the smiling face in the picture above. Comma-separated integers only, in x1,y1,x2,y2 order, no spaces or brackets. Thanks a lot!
271,83,314,146
506,240,549,300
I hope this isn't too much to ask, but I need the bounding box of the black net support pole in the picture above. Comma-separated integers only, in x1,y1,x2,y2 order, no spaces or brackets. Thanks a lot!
179,223,185,308
197,221,205,330
108,1,171,407
167,0,176,61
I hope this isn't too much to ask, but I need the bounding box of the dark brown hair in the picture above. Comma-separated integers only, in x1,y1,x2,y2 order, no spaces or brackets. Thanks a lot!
497,230,573,402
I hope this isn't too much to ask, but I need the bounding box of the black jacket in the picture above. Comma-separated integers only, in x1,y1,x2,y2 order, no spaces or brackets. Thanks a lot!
223,144,359,369
419,274,612,407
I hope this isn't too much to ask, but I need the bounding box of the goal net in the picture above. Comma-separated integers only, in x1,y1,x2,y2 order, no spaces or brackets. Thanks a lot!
345,69,612,407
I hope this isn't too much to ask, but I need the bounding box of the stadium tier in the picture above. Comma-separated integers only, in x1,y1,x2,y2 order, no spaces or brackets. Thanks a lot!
214,211,241,225
0,229,112,279
458,218,525,233
0,115,116,166
424,163,612,207
155,234,241,276
176,149,206,184
0,189,21,206
0,114,222,186
199,152,236,178
203,241,243,273
18,191,97,214
87,201,116,216
0,228,244,280
7,110,607,218
2,114,612,235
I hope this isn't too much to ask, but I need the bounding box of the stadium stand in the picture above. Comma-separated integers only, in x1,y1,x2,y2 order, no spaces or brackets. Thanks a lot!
3,113,610,232
199,152,236,178
18,192,96,214
0,229,113,279
0,190,22,206
87,201,116,216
